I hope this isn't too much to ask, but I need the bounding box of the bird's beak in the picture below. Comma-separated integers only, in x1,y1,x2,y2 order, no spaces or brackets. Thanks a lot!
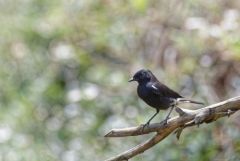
128,78,135,82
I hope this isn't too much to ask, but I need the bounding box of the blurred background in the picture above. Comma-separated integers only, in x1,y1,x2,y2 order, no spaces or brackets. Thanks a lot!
0,0,240,161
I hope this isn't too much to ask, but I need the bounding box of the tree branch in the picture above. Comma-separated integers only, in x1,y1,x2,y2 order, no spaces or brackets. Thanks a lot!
104,96,240,161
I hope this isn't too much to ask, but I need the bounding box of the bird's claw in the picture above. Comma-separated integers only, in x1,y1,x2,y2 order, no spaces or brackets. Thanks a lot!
141,122,150,132
162,119,168,126
162,117,170,126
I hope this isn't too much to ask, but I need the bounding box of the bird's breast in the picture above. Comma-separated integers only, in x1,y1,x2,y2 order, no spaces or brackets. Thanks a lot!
137,85,151,98
137,85,157,106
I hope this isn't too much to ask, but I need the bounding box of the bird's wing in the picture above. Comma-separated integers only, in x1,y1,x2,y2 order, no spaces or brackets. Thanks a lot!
150,82,182,98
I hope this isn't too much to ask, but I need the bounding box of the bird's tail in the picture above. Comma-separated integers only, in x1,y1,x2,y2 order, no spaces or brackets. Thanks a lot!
176,98,204,105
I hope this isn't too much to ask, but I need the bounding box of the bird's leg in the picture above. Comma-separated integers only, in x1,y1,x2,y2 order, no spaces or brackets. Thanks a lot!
142,109,159,130
162,105,175,125
146,109,160,125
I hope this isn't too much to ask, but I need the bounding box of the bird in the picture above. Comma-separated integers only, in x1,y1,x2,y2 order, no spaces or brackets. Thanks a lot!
128,69,204,126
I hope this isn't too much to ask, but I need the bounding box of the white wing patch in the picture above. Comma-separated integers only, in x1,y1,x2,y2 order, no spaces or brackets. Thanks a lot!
151,84,158,90
151,84,161,95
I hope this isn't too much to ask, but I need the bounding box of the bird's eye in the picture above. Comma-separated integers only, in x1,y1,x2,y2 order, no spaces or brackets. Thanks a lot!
146,74,150,79
140,72,146,79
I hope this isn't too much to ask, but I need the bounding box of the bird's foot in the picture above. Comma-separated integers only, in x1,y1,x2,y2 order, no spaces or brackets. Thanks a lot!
161,117,170,126
140,122,150,132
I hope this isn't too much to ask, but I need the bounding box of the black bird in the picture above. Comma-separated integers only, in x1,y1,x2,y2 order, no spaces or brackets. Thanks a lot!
129,69,203,125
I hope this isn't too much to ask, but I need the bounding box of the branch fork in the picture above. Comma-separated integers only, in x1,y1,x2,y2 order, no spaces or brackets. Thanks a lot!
105,96,240,161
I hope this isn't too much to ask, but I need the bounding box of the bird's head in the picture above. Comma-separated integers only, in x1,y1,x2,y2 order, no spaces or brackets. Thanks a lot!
128,69,152,83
